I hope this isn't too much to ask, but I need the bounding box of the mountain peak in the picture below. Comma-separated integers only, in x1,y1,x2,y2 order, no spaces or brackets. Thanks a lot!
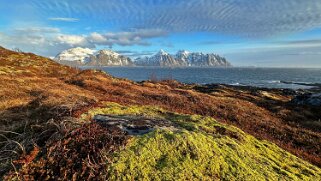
54,48,132,66
54,47,95,64
157,49,168,55
54,47,231,67
135,49,231,67
66,47,94,53
96,49,120,57
176,50,190,56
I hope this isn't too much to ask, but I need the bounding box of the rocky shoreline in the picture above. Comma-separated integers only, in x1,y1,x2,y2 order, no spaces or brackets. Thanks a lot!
199,82,321,106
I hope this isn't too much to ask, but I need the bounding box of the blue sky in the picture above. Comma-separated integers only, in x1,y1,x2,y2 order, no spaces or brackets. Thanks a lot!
1,0,321,67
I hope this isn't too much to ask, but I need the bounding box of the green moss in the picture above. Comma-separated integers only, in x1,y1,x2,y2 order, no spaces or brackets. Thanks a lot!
83,102,321,180
81,102,166,121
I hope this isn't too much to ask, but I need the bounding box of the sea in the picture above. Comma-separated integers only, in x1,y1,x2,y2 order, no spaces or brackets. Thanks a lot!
81,67,321,90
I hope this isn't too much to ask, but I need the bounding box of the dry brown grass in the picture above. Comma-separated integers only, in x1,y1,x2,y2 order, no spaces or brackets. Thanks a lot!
0,45,321,178
4,122,128,180
67,70,321,167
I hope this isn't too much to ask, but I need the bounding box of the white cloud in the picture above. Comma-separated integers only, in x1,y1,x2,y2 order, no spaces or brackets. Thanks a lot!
86,29,167,46
56,35,90,47
30,0,321,37
0,27,167,56
14,27,60,34
0,29,66,56
88,32,107,43
48,17,79,22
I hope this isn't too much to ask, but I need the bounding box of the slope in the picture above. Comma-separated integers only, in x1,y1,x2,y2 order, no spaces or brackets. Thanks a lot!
0,46,321,179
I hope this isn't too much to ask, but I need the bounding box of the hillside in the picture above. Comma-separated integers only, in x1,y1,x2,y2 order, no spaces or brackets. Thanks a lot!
1,46,321,180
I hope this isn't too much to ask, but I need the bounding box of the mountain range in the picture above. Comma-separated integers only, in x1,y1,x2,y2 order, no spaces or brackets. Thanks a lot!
135,49,231,67
54,47,231,67
54,47,134,66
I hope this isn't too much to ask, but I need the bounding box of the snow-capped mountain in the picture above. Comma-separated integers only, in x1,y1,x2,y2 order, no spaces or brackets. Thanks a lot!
86,50,133,66
175,50,190,63
135,50,231,67
55,48,231,67
54,47,95,66
54,47,133,66
181,52,231,67
136,49,186,66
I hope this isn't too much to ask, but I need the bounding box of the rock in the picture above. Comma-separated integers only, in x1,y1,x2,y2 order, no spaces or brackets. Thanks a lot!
291,93,321,106
93,115,177,135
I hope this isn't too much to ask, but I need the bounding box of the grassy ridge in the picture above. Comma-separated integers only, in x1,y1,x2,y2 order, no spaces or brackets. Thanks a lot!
84,103,321,180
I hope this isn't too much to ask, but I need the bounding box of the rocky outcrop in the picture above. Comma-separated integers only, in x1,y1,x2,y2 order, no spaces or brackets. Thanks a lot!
292,93,321,106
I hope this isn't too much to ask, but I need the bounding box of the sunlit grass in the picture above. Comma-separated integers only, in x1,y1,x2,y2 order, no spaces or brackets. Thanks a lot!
84,102,321,180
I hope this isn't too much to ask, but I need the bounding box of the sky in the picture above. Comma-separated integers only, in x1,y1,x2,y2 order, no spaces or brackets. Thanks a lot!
1,0,321,67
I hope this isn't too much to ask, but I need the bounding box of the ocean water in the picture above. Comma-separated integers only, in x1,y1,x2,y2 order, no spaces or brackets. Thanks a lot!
81,67,321,89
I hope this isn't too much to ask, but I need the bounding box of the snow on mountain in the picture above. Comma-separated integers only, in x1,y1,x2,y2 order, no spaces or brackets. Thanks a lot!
134,56,150,66
55,48,231,67
175,50,190,65
54,47,133,66
187,52,231,67
175,50,190,58
54,47,95,64
157,49,169,55
136,50,231,67
94,49,120,57
87,49,133,66
135,49,187,66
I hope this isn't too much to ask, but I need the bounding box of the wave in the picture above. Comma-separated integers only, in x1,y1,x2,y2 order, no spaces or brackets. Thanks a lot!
280,81,316,86
267,80,281,84
228,82,247,86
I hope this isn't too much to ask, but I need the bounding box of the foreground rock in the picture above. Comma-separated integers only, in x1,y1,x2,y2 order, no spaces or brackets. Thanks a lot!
94,115,177,135
292,93,321,106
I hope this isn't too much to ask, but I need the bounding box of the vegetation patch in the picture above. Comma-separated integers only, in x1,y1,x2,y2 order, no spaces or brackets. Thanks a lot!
5,122,128,180
1,47,321,179
84,103,321,180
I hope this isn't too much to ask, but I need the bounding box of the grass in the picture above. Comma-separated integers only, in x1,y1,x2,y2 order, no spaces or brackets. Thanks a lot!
70,70,321,167
1,46,321,179
3,121,129,180
84,102,321,180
